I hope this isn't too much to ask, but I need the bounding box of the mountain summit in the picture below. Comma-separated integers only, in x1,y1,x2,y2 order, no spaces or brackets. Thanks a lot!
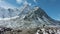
0,6,60,29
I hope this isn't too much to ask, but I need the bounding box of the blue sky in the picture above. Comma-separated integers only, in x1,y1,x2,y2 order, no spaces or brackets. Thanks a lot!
0,0,60,20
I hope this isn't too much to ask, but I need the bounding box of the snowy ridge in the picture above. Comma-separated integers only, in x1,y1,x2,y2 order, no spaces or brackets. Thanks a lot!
0,16,19,20
0,5,60,29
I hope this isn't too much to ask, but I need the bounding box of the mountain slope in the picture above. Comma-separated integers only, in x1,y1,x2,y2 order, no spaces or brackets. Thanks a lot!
24,6,60,25
0,7,20,18
0,6,60,29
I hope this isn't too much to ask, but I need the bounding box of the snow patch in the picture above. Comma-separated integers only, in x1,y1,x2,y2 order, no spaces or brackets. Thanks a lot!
0,16,19,20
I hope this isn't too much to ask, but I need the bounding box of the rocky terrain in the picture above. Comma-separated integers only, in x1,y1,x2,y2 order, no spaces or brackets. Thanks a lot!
0,26,60,34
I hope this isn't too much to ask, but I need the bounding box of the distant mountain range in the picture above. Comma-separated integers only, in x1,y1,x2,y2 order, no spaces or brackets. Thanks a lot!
0,4,60,29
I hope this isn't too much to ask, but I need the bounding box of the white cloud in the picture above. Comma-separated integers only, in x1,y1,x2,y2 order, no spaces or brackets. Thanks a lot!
34,0,36,2
34,0,39,3
29,3,31,6
23,1,28,5
0,0,32,9
16,0,31,6
24,1,30,5
23,1,31,6
16,0,23,4
0,0,17,9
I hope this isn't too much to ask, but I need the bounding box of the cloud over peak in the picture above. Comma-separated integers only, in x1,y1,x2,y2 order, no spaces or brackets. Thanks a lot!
16,0,23,4
0,0,17,9
16,0,31,6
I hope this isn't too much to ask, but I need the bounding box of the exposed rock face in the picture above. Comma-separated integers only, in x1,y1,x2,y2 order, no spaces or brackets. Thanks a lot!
0,5,60,29
23,6,60,25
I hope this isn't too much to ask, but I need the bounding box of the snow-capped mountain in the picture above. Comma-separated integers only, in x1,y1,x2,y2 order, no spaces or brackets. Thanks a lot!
24,6,60,25
0,4,60,29
0,7,20,19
